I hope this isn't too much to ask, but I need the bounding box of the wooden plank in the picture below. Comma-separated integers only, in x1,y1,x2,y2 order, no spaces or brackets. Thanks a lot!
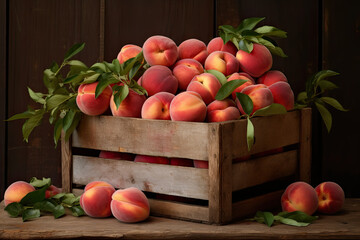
299,108,312,182
61,133,73,193
72,115,210,160
232,150,298,191
73,155,209,200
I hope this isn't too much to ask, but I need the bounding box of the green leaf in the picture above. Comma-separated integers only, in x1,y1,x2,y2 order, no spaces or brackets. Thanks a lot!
95,75,118,99
252,103,287,117
246,116,254,151
43,69,59,94
237,17,265,32
46,94,72,111
67,60,88,69
62,194,79,206
312,70,339,90
296,91,308,103
7,109,35,121
51,193,66,200
50,62,59,73
318,80,338,92
4,202,23,217
321,97,348,112
28,87,46,104
206,69,228,85
82,72,100,84
277,211,318,223
90,62,107,72
53,204,65,219
65,111,82,141
71,206,85,217
129,61,143,81
315,101,332,132
236,92,253,115
64,43,85,61
63,73,84,84
53,118,63,147
114,85,129,109
278,217,310,227
22,208,41,222
113,59,121,74
122,51,144,75
20,185,48,206
103,61,115,72
255,26,287,38
239,39,253,53
215,79,248,100
22,109,45,142
30,177,51,188
241,30,262,37
256,211,274,227
258,38,287,57
33,200,56,213
63,109,76,132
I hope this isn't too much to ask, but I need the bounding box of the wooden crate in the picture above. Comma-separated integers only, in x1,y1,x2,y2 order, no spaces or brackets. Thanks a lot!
61,108,311,225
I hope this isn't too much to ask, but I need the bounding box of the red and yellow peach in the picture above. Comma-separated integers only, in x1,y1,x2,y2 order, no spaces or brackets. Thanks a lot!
141,92,175,120
172,59,204,90
169,91,207,122
4,181,35,206
227,72,255,100
141,65,178,96
268,81,294,111
205,51,239,76
110,89,146,118
178,39,208,65
207,37,238,56
142,35,178,67
186,73,222,105
207,99,240,122
117,44,142,64
236,84,273,115
257,70,288,86
315,181,345,214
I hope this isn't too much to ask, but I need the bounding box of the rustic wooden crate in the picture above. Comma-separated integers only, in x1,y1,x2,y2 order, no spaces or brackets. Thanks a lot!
61,108,311,224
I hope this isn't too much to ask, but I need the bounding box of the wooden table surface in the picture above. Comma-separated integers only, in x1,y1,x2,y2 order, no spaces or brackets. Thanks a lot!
1,199,359,240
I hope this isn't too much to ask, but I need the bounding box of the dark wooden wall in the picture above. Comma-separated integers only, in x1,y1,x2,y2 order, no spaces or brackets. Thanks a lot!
1,0,359,199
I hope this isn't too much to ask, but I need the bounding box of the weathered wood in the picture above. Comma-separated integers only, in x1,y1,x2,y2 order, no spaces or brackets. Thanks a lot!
73,155,209,200
61,132,72,193
299,108,312,182
72,116,210,160
232,150,298,191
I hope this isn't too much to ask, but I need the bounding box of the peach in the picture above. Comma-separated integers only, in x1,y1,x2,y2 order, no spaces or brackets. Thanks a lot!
142,35,178,67
257,70,288,86
227,72,255,100
170,158,194,167
236,84,273,115
315,181,345,214
134,155,170,164
110,89,146,118
281,181,318,216
84,181,115,192
45,185,61,199
207,99,240,122
205,51,239,76
178,39,208,65
186,73,222,105
141,92,175,120
99,151,135,161
141,65,178,96
193,160,208,169
80,184,115,218
76,82,112,116
169,91,207,122
236,43,273,77
117,44,142,64
207,37,238,56
4,181,36,206
111,187,150,223
172,59,204,90
268,82,294,111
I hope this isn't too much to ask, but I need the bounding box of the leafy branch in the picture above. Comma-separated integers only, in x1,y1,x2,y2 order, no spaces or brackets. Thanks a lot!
248,210,318,227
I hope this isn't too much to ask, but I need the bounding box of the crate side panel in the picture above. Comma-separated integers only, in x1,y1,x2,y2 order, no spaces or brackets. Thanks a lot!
232,150,298,191
73,156,209,200
72,116,210,160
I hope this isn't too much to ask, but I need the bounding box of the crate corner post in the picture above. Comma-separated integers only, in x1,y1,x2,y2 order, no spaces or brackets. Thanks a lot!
61,131,73,193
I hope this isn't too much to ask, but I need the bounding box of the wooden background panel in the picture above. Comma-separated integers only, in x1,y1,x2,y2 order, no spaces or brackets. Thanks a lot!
321,0,360,197
104,0,215,61
6,0,101,189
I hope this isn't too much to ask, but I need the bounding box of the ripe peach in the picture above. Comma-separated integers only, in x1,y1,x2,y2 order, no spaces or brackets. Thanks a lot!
193,160,208,169
257,70,288,86
169,91,207,122
315,181,345,214
142,35,178,67
186,73,222,105
80,184,115,218
170,158,194,167
141,65,178,96
4,181,35,206
134,155,170,164
99,151,135,161
84,181,115,192
227,72,255,100
268,82,294,111
76,82,112,116
110,89,146,118
205,51,239,76
207,37,237,56
178,39,208,65
281,181,318,216
45,185,61,199
207,99,240,122
141,92,175,120
172,59,204,90
117,44,142,64
236,43,273,77
111,187,150,223
236,84,273,115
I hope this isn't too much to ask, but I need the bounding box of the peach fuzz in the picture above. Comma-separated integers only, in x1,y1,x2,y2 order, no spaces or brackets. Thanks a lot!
99,150,135,161
134,155,170,164
170,158,194,167
186,73,222,105
207,37,238,56
117,44,142,64
204,51,239,76
193,160,208,169
268,81,294,111
172,58,204,90
169,91,207,122
80,185,115,218
45,185,61,199
4,181,35,206
178,39,208,65
110,89,146,118
111,187,150,223
141,92,175,120
236,84,273,115
84,181,114,192
141,65,178,96
207,99,240,122
315,181,345,214
76,82,112,116
227,72,255,100
257,70,288,86
236,43,273,77
281,181,318,216
142,35,178,67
